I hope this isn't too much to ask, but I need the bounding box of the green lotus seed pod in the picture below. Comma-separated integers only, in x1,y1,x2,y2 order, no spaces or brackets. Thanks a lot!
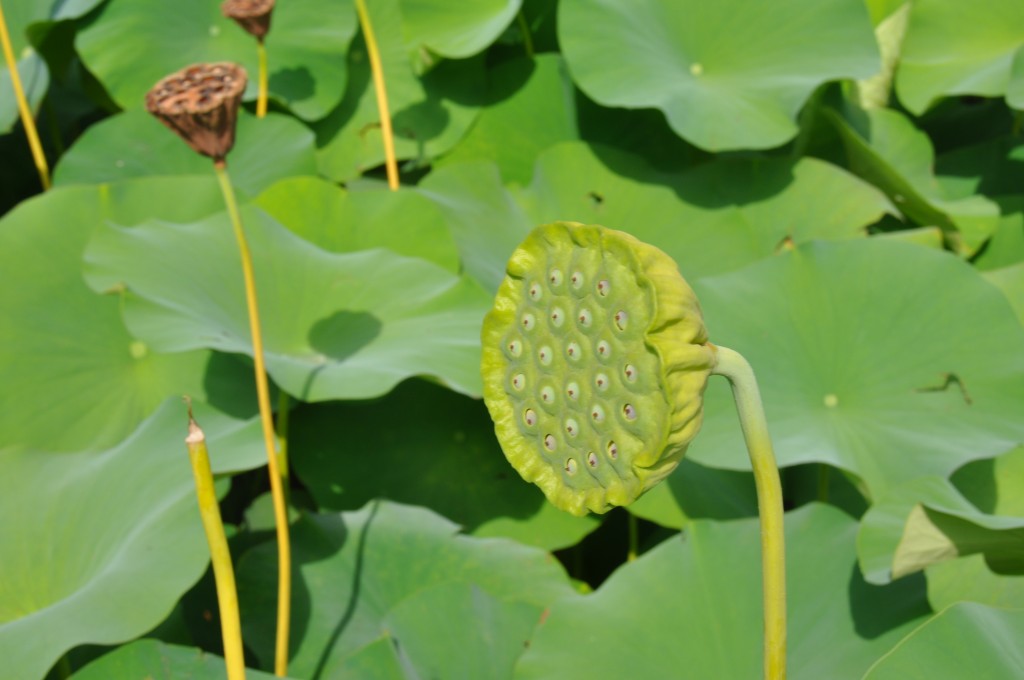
481,222,717,516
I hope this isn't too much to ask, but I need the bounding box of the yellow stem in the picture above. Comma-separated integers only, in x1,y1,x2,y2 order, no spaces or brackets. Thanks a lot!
185,405,247,680
354,0,399,190
711,345,786,680
276,391,291,507
214,161,291,677
0,0,49,190
256,38,268,118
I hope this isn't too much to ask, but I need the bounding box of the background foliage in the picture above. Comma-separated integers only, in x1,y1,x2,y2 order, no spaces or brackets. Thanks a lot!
1,0,1023,678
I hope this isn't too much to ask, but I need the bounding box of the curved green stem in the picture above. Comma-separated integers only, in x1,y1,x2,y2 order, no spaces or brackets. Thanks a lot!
0,0,49,190
214,160,291,677
711,345,786,680
355,0,399,190
256,38,268,118
516,10,534,58
185,404,246,680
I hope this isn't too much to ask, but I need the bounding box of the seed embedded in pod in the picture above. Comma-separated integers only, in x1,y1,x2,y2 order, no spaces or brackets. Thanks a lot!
565,458,577,474
597,279,610,296
623,404,637,420
540,386,555,403
566,382,580,400
511,373,525,390
566,342,582,361
524,409,537,426
577,309,592,327
595,373,609,391
538,345,553,365
521,313,536,331
565,418,579,437
549,269,564,287
597,341,611,357
624,364,637,382
507,339,522,357
614,311,628,330
550,307,565,327
607,441,618,459
591,405,605,422
587,452,598,467
571,271,584,289
544,434,556,451
528,283,542,300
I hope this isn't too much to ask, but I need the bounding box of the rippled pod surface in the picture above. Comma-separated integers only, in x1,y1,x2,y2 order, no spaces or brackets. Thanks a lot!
481,222,717,516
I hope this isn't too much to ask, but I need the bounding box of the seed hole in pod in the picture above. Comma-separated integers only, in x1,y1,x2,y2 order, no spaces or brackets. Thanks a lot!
623,404,637,420
595,373,609,390
614,311,628,331
566,381,580,400
587,451,598,468
507,339,522,357
565,458,577,475
540,386,555,403
511,374,526,390
549,269,563,286
565,418,579,437
538,345,553,365
544,434,556,451
571,271,584,289
550,307,565,327
529,283,542,301
591,405,605,422
597,280,610,296
524,409,537,426
566,342,582,360
607,441,618,459
521,313,536,331
624,364,637,382
577,309,592,327
597,341,611,357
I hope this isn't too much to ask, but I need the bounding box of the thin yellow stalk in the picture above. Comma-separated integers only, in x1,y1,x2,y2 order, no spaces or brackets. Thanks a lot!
256,38,268,117
276,391,291,507
0,0,49,190
214,160,291,677
712,346,786,680
185,404,246,680
354,0,399,190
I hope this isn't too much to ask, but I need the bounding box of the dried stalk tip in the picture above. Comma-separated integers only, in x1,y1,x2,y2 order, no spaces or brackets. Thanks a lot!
145,62,248,162
222,0,275,40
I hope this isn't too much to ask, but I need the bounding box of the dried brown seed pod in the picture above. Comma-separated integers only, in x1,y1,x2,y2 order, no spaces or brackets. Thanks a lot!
221,0,275,40
144,62,248,163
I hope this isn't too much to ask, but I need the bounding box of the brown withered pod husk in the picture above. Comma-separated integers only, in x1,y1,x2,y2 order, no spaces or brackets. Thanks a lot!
221,0,275,41
145,63,248,163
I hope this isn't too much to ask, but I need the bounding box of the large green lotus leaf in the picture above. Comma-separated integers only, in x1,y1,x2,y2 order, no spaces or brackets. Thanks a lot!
520,142,893,280
895,0,1024,114
0,51,48,135
313,0,485,182
254,176,460,272
53,109,316,197
985,263,1024,325
625,458,758,530
399,0,519,57
863,602,1024,679
935,135,1024,202
558,0,879,151
686,239,1024,501
0,183,251,452
75,0,357,120
0,399,264,680
514,503,930,679
72,639,289,680
952,444,1024,517
83,207,491,400
436,54,579,184
828,106,1000,255
235,500,577,677
926,554,1024,612
289,379,600,550
974,199,1024,272
416,160,535,292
